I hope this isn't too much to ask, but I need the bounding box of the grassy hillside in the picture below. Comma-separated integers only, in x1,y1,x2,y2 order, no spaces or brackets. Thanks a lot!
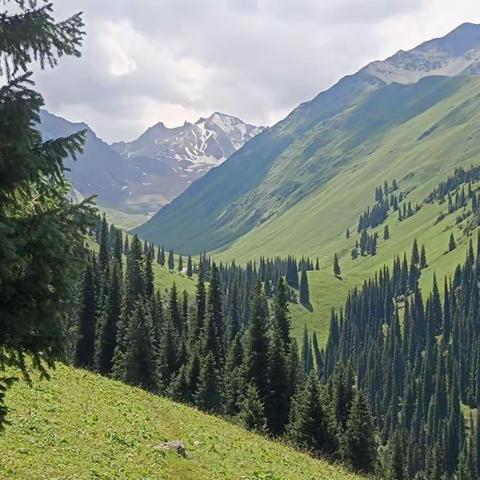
0,365,362,480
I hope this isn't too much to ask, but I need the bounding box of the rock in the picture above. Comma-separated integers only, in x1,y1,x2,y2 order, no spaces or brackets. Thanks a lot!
156,440,186,458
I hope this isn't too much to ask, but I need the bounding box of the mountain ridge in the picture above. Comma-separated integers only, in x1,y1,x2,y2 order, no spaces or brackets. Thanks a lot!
134,22,480,254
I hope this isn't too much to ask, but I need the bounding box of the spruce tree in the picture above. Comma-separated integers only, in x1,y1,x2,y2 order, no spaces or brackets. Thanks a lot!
239,383,266,432
384,225,390,240
333,254,341,277
342,390,377,473
242,282,269,403
168,249,174,271
449,233,457,252
195,352,222,412
266,328,290,436
287,373,330,453
272,277,291,350
0,0,93,426
74,259,97,369
299,269,310,305
186,255,193,277
95,260,122,375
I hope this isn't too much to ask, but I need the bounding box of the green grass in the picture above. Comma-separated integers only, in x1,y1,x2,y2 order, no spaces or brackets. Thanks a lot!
0,365,362,480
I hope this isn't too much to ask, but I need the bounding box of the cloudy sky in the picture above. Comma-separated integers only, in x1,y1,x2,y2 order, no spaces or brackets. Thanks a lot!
36,0,479,142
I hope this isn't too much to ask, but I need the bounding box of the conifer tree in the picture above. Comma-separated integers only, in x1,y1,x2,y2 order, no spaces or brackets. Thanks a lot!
287,373,330,453
299,269,310,305
420,244,428,269
342,390,377,473
186,255,193,277
74,259,97,369
272,277,291,350
157,246,165,266
384,225,390,240
98,215,110,273
224,334,244,416
95,260,122,375
449,233,457,252
0,0,93,426
239,383,266,432
168,249,175,271
242,282,269,403
266,328,290,435
178,254,183,272
195,352,222,412
333,254,341,277
121,301,158,392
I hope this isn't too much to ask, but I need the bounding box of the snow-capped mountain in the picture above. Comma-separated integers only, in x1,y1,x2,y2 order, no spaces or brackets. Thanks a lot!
38,110,263,228
362,22,480,84
112,112,263,178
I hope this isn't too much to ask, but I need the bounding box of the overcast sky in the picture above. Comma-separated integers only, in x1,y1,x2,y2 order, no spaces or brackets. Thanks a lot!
35,0,479,142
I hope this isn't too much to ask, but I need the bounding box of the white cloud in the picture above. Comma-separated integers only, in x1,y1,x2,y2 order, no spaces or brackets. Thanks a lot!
34,0,480,142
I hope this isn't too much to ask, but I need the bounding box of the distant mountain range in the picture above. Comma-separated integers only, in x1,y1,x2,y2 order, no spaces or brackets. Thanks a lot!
39,110,262,227
134,22,480,255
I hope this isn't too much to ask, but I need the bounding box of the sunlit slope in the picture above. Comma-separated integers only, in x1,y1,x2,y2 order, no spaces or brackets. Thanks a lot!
219,75,480,261
0,365,361,480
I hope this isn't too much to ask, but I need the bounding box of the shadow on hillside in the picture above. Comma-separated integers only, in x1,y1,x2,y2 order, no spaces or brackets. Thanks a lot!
301,301,313,312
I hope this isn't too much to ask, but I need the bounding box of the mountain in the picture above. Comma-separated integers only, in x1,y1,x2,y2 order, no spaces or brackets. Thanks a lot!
39,111,262,228
0,364,360,480
111,112,263,210
135,23,480,255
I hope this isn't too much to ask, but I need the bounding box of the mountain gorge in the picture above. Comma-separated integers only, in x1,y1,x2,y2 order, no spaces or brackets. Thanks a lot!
39,111,262,228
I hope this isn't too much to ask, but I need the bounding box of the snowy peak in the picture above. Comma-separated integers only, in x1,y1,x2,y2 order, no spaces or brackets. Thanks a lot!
362,22,480,85
113,112,263,173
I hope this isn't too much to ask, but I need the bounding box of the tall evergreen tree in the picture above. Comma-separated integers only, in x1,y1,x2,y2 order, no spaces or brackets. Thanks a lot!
74,260,97,369
0,0,93,427
342,390,377,473
299,269,310,305
333,254,341,277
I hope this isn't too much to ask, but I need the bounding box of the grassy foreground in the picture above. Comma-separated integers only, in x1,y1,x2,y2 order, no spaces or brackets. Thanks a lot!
0,364,362,480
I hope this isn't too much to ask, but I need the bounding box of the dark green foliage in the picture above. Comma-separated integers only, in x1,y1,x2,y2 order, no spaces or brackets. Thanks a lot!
449,232,457,251
195,352,222,413
287,373,329,453
342,391,377,473
120,301,158,392
272,277,291,350
242,282,269,403
74,260,97,369
299,269,310,305
95,260,122,375
333,254,341,277
384,225,390,240
186,255,193,277
167,249,174,271
265,328,290,436
239,383,266,432
0,0,93,428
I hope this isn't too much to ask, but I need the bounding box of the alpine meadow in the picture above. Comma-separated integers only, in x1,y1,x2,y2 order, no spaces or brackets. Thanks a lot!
2,1,480,479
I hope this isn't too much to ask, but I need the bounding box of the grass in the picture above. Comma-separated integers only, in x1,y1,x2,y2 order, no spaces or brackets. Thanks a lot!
0,364,362,480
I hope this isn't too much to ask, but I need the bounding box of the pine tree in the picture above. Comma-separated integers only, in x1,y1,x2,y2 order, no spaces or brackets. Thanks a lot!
168,249,174,271
265,328,290,436
287,373,330,453
384,225,390,240
0,1,93,427
239,383,266,432
207,263,225,363
74,260,97,369
342,390,377,473
95,260,122,375
158,246,165,266
178,254,183,273
333,254,341,277
98,215,110,273
242,282,269,403
449,233,457,252
420,244,428,269
121,301,158,392
195,352,222,412
186,255,193,277
299,269,310,305
224,334,243,416
272,277,291,350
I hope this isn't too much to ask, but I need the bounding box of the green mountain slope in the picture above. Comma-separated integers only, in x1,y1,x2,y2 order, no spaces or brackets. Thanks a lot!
134,23,480,256
0,365,361,480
